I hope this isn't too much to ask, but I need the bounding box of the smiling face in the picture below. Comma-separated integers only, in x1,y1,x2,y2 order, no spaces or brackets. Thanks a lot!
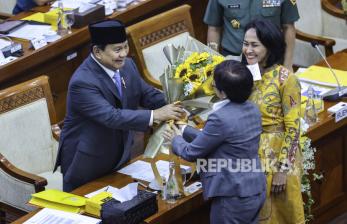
93,41,129,70
242,28,268,67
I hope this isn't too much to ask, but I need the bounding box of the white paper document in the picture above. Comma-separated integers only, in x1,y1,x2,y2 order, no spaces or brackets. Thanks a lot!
23,208,101,224
85,183,138,202
0,39,11,50
118,160,191,182
247,63,262,81
300,81,331,97
8,24,52,40
52,0,96,10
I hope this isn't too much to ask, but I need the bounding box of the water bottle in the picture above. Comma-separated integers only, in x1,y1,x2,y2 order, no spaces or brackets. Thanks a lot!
57,0,67,35
304,85,318,125
165,161,180,203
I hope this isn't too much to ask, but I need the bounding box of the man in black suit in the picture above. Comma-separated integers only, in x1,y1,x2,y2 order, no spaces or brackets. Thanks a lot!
54,19,183,192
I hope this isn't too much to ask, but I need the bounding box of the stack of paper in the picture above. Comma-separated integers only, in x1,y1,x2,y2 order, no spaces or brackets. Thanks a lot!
7,24,52,40
85,183,138,202
23,208,101,224
118,160,191,182
0,39,12,50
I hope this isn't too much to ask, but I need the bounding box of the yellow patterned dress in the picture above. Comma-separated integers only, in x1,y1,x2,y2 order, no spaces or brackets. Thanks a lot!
249,65,305,224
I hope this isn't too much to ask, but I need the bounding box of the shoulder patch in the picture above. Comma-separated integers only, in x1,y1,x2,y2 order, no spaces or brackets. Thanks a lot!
278,66,290,85
290,0,296,6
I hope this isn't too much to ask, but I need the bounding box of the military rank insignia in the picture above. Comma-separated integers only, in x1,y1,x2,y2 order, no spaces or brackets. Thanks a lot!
262,0,281,7
290,0,297,5
231,19,240,29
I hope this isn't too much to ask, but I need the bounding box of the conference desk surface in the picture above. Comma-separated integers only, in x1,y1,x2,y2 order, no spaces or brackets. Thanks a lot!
11,49,347,223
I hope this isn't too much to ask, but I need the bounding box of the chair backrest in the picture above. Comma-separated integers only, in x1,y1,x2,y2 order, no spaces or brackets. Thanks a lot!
0,76,57,174
127,4,195,88
0,0,16,14
296,0,323,36
294,0,326,67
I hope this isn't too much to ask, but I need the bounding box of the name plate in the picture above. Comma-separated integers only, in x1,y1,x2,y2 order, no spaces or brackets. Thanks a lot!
335,104,347,123
30,36,47,50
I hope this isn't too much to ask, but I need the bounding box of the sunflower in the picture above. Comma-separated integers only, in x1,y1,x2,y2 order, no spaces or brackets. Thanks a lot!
174,52,225,97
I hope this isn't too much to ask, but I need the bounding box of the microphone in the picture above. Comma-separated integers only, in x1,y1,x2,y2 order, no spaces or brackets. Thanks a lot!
311,41,347,101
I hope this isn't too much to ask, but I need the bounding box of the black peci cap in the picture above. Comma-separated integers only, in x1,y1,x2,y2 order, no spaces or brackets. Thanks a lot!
89,19,127,45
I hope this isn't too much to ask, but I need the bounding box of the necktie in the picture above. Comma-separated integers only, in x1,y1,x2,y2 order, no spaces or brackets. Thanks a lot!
112,70,122,97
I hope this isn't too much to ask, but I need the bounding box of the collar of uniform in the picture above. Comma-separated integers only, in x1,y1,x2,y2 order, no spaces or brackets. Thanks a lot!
91,53,118,80
212,99,230,111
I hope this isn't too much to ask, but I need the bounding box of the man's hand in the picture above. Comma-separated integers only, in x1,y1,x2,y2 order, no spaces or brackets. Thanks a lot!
153,103,184,123
162,124,182,142
271,172,287,195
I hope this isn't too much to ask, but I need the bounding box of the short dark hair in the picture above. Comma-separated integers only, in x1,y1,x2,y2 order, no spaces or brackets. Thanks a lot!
214,60,253,103
244,19,286,68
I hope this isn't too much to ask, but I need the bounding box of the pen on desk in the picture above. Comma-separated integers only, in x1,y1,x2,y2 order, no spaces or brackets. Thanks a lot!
105,186,109,192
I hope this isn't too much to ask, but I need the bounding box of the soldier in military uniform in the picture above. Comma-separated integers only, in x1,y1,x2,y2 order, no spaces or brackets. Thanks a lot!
204,0,299,71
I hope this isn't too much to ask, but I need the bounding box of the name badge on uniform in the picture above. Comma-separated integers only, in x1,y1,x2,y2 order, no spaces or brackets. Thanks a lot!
227,4,240,9
262,0,281,8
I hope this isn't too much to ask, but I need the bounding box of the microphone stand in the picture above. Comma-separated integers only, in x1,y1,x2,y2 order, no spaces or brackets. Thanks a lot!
311,42,347,101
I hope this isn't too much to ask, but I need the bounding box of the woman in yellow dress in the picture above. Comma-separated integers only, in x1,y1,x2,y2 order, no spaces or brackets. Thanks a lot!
242,19,305,223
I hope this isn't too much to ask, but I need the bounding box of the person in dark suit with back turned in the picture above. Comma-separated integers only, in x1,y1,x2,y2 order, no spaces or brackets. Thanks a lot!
13,0,52,14
163,60,266,224
54,19,184,192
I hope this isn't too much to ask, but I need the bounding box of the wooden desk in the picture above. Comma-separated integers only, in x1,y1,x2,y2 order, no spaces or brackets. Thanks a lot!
306,49,347,223
0,0,208,121
12,155,210,224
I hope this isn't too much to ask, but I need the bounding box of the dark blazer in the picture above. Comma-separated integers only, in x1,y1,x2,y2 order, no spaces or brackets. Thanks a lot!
172,101,266,200
54,56,165,191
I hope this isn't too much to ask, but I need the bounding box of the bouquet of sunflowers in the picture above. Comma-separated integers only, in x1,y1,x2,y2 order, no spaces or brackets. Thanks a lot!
145,36,224,158
175,52,224,97
143,36,224,197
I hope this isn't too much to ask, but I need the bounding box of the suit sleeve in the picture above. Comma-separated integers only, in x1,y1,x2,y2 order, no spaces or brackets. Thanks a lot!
172,113,224,162
182,126,201,142
69,79,151,132
129,60,166,109
281,0,300,24
203,0,223,27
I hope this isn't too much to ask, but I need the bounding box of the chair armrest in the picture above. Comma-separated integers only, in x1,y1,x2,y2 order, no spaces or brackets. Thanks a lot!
296,29,336,56
143,69,163,90
0,153,47,192
51,120,63,141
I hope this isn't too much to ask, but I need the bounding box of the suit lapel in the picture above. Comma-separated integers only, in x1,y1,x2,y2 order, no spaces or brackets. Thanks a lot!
87,56,123,105
119,67,128,108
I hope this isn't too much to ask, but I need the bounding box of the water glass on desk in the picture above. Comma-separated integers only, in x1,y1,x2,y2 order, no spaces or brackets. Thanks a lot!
64,10,75,34
313,93,324,115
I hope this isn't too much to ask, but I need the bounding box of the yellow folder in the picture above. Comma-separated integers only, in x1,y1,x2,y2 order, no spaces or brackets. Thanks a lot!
297,65,347,87
29,189,87,213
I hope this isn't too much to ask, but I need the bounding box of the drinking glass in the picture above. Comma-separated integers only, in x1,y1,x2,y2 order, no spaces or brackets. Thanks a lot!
313,93,324,115
64,10,75,34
